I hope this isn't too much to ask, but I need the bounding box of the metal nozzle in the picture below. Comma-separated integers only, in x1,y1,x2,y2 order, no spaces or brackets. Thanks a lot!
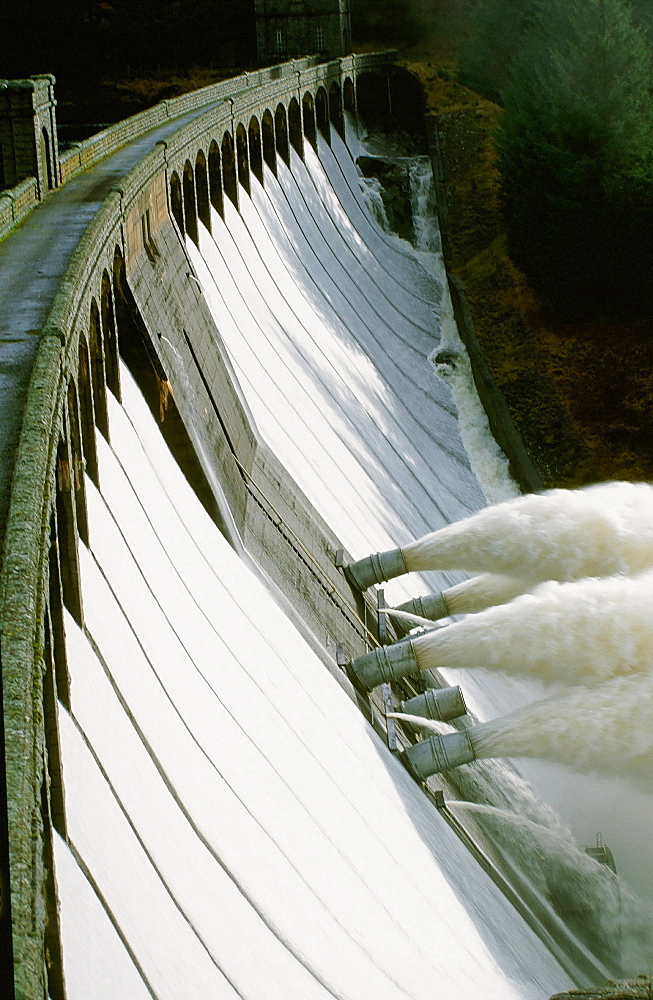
392,592,449,635
400,685,467,722
344,547,407,591
404,731,475,779
348,639,419,691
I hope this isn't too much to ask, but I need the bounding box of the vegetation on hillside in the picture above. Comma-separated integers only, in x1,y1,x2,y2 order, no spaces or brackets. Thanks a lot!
497,0,653,316
408,0,653,486
456,0,653,317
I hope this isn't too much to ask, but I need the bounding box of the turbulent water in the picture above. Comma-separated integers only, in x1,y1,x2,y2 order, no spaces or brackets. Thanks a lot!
402,481,653,581
380,485,653,792
357,145,517,505
357,175,392,231
447,801,653,974
408,156,441,255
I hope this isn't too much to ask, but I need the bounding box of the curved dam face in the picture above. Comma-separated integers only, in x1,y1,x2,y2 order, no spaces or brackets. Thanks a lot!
57,364,570,999
54,120,574,998
0,58,589,998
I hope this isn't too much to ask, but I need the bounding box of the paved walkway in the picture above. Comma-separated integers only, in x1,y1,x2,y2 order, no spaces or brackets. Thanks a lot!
0,99,227,550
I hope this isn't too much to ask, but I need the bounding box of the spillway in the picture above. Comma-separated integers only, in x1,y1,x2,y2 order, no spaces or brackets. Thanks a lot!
2,60,635,998
56,363,572,998
48,114,584,997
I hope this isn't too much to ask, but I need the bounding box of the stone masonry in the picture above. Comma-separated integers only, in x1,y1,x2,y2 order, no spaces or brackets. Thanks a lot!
255,0,351,62
0,75,59,195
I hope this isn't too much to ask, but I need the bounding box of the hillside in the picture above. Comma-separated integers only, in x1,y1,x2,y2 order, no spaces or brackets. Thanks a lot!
400,49,653,488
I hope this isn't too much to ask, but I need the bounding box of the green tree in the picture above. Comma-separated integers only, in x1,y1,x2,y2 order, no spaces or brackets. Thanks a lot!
457,0,544,103
630,0,653,44
497,0,653,314
351,0,422,48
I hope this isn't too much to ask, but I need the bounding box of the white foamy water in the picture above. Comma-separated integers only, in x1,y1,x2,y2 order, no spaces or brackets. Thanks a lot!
408,156,441,254
411,570,653,687
403,480,653,581
469,674,653,790
54,364,573,998
358,175,392,231
430,322,519,505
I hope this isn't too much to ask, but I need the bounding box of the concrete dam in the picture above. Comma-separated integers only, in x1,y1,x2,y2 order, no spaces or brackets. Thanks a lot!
0,54,647,999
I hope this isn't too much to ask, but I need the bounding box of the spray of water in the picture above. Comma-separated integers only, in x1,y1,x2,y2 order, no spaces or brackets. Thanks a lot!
469,674,653,791
357,175,392,231
408,157,441,254
357,482,653,619
392,668,653,790
429,333,519,504
410,570,653,687
442,572,534,616
354,131,518,505
447,800,653,974
381,608,438,629
448,800,576,849
402,480,653,581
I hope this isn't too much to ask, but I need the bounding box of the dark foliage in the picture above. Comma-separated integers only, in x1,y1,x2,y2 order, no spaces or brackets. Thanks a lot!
456,0,543,103
350,0,422,48
496,0,653,316
0,0,256,80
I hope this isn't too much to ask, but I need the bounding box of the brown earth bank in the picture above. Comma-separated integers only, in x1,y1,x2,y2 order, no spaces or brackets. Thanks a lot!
550,977,653,1000
402,54,653,489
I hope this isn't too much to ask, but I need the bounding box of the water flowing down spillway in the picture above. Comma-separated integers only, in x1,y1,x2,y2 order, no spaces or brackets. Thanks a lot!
55,366,573,998
184,121,653,910
53,113,653,993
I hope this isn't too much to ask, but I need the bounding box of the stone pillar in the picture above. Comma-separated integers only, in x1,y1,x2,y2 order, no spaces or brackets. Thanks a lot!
0,75,59,196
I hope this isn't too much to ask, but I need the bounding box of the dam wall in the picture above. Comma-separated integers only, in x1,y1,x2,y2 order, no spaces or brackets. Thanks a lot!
1,55,406,998
0,54,608,999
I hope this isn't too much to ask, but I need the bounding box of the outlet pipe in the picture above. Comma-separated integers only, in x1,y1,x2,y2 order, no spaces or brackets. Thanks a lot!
348,639,419,690
345,547,407,591
400,685,466,722
405,731,475,779
391,592,449,636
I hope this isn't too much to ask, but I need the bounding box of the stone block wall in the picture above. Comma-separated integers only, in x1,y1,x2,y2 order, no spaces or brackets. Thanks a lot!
0,75,58,196
255,0,351,61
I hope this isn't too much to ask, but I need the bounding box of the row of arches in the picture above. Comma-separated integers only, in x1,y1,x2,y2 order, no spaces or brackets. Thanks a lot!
169,77,355,246
57,260,122,578
39,242,141,1000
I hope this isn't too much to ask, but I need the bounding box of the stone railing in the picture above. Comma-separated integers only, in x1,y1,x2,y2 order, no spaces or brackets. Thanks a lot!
0,176,40,235
1,51,395,244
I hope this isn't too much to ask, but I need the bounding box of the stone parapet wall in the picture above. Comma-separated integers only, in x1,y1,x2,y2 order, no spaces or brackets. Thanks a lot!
3,52,386,243
0,177,39,233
